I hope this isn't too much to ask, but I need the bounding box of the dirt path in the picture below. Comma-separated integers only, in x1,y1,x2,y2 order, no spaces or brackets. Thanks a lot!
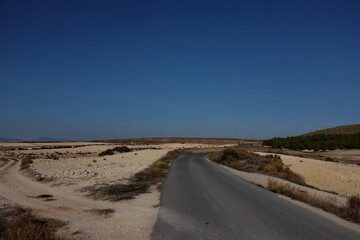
0,158,159,240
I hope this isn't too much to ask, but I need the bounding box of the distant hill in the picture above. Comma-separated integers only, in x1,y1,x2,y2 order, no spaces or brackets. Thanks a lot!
31,137,69,142
264,124,360,150
96,137,261,145
302,124,360,136
0,137,23,142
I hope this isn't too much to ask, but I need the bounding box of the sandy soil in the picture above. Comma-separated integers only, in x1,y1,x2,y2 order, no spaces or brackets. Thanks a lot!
0,159,159,240
31,149,168,194
255,152,360,197
0,142,234,239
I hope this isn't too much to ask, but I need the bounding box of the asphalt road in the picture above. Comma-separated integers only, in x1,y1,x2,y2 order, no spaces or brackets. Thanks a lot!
152,154,360,240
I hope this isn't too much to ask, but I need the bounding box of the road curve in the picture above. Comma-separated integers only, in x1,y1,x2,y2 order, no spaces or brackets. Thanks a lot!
152,154,360,240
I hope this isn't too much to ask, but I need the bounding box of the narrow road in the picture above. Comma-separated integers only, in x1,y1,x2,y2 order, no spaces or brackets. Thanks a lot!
152,154,360,240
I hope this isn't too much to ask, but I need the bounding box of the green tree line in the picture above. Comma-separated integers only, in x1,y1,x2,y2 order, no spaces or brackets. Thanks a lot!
263,134,360,151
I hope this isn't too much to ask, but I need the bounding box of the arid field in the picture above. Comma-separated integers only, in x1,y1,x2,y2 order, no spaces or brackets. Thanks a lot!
0,141,234,240
1,140,360,239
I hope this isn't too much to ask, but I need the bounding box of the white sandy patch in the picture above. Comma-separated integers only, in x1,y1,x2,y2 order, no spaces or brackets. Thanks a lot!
31,149,168,193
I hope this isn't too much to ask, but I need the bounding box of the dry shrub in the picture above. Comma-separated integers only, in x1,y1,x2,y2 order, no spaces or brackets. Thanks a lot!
20,155,36,169
98,146,132,157
85,208,114,217
112,146,131,153
345,195,360,222
268,180,360,223
98,149,114,157
262,162,283,173
0,205,65,240
49,155,59,160
325,157,335,162
210,149,305,185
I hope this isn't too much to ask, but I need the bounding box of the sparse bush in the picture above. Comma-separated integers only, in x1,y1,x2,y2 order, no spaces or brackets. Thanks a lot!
46,155,59,160
85,208,115,217
98,146,132,156
112,146,131,153
210,149,305,185
345,195,360,222
325,157,335,162
20,155,36,169
98,149,114,157
0,205,65,240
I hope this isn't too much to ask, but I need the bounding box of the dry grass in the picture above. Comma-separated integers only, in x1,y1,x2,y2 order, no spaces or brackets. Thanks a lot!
84,208,115,217
84,183,149,201
0,205,65,240
267,180,360,223
210,148,305,185
20,155,36,169
0,157,9,167
83,149,188,201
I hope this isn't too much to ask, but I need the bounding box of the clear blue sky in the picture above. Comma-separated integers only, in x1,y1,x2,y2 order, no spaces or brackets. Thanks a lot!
1,0,359,140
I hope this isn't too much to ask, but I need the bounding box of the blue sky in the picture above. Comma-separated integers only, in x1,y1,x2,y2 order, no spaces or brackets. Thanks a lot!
1,0,359,140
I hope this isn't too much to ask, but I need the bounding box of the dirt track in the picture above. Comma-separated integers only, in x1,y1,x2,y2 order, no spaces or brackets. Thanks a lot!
0,157,159,240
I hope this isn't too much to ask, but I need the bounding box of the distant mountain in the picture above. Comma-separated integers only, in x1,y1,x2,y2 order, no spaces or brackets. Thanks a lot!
0,137,23,142
302,124,360,136
31,137,69,142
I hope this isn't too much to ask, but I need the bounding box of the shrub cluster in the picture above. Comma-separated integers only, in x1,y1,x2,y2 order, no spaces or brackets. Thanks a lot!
98,146,132,156
263,134,360,151
210,148,305,185
0,205,65,240
20,155,36,170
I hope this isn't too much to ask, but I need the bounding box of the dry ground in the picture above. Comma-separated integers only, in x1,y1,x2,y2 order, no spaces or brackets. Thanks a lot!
255,152,360,197
0,142,234,239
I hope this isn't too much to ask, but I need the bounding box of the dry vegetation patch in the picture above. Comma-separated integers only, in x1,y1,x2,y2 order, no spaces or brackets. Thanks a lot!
98,146,132,157
210,148,305,185
0,157,9,167
84,208,115,218
20,155,36,170
82,150,188,201
0,205,65,240
268,180,360,223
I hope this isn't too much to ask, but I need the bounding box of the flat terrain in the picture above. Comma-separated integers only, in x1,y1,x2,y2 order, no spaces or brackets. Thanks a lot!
256,152,360,196
0,142,233,239
153,154,360,240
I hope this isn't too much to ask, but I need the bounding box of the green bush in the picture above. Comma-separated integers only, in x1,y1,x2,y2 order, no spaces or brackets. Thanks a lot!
263,134,360,150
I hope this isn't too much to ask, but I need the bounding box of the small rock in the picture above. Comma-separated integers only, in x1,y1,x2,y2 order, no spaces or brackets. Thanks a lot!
92,159,97,163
